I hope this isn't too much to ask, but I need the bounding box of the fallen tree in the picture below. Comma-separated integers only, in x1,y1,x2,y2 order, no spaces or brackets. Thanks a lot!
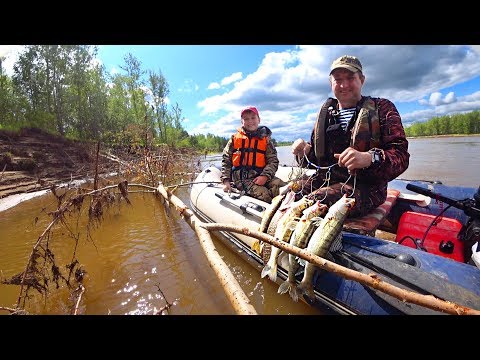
199,222,480,316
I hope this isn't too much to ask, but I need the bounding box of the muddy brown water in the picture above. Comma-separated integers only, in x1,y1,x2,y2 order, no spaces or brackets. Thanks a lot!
0,188,319,315
1,136,479,315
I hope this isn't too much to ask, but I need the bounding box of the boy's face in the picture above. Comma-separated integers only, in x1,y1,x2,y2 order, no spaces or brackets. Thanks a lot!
241,110,260,132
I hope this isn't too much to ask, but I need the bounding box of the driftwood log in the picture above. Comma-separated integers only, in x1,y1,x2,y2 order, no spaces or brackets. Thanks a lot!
200,223,480,316
156,183,257,315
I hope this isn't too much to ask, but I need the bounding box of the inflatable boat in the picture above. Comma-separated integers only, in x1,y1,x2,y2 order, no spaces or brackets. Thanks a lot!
189,165,480,315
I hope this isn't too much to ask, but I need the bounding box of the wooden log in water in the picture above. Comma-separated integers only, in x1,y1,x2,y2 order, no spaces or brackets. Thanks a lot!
155,183,257,315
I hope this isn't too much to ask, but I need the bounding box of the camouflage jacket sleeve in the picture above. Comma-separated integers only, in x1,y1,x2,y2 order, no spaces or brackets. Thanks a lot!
260,137,280,180
221,136,234,182
359,98,410,182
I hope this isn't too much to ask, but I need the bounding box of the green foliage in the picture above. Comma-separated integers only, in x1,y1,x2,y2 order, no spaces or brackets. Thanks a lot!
405,110,480,137
276,140,293,146
1,46,222,152
191,132,228,152
8,45,478,153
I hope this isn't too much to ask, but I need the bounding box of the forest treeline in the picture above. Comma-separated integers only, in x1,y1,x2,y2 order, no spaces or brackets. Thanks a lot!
275,111,480,147
404,111,480,137
0,45,228,153
1,46,478,152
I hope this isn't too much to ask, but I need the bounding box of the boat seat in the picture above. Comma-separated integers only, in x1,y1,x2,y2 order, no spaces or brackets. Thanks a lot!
343,189,401,237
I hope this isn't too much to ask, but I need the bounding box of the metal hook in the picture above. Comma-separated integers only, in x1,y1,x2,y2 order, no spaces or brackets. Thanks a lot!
340,173,357,197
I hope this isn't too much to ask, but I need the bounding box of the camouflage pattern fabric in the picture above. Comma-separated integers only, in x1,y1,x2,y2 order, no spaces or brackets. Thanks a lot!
232,175,286,203
222,126,287,203
300,96,409,216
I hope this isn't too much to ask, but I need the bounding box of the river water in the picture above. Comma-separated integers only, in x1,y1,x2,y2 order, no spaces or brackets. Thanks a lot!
0,136,479,315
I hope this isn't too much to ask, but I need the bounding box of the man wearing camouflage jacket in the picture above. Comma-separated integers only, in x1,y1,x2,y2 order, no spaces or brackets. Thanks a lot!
292,55,410,217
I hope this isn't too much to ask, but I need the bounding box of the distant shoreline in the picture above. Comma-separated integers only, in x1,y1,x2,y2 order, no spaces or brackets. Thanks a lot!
278,134,480,145
407,134,480,139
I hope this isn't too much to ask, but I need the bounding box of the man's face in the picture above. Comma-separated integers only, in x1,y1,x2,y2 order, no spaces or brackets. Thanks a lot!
330,68,364,106
241,111,260,132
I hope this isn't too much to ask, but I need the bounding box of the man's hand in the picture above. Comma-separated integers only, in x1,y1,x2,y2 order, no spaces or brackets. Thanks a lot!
334,147,372,173
223,180,232,193
253,175,268,186
292,139,311,156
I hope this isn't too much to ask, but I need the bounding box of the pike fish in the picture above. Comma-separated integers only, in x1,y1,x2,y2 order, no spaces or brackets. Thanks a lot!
259,193,286,233
252,191,293,255
261,195,314,282
297,194,355,302
277,201,328,301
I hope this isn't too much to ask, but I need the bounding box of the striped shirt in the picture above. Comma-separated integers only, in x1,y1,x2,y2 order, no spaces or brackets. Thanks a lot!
338,107,355,130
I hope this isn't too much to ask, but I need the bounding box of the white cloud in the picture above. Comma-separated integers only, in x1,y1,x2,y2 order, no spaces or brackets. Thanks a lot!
220,72,242,86
3,45,480,143
207,72,243,91
192,45,480,142
403,90,480,125
0,45,24,76
444,91,456,104
420,91,457,106
178,79,199,93
207,82,220,90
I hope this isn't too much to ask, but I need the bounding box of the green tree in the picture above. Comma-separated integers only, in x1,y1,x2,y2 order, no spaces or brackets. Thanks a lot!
148,70,169,143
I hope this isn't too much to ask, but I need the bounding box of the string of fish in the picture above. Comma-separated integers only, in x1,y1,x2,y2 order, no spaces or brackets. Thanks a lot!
287,154,357,202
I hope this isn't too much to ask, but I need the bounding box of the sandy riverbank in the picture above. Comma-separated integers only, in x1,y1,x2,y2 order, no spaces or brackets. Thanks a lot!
0,128,120,212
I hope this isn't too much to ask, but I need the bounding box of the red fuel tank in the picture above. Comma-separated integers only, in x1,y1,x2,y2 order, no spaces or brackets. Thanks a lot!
395,211,465,263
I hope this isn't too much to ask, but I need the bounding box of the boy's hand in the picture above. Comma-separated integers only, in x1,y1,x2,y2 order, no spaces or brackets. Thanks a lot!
254,175,268,186
223,180,232,193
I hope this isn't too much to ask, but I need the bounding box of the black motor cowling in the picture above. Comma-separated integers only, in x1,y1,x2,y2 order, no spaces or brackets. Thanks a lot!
474,186,480,207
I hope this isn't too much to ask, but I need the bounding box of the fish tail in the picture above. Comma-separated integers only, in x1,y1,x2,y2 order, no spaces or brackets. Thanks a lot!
289,285,299,302
260,264,271,279
278,280,292,295
278,281,299,302
296,280,307,297
297,281,315,302
297,264,316,302
305,288,315,302
261,253,278,282
267,260,278,282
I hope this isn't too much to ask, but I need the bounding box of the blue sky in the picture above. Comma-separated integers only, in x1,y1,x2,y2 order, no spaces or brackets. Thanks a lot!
1,45,480,142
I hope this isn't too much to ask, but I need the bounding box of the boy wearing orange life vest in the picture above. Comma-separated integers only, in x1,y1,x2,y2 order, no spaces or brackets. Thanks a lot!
221,106,287,203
